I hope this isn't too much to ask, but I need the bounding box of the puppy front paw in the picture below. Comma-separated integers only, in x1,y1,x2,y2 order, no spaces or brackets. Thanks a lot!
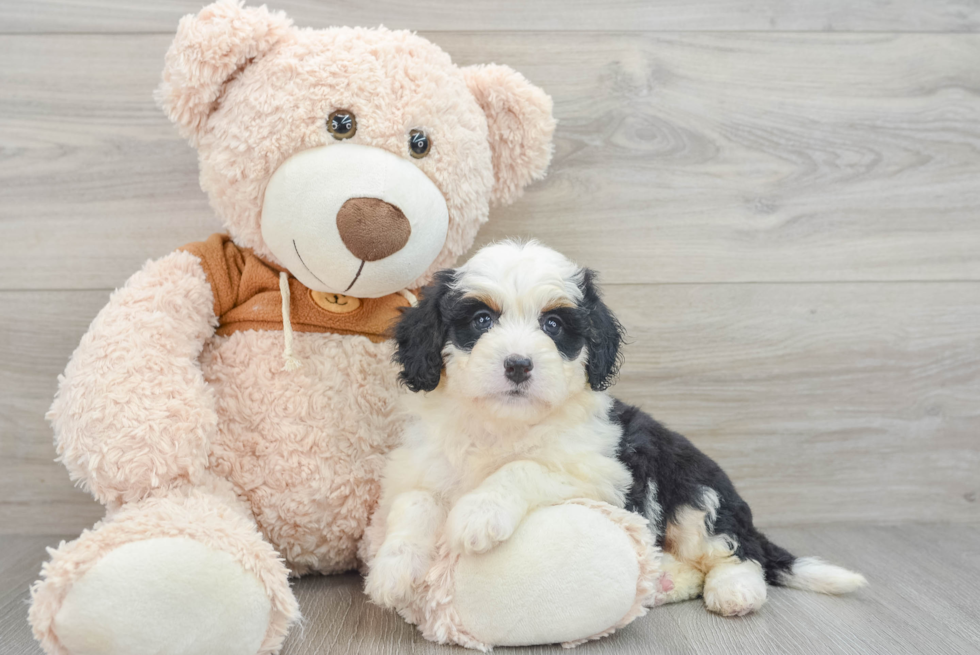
446,492,524,555
365,544,429,609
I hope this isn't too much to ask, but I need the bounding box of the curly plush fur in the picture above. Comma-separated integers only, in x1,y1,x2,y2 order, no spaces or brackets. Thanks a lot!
158,2,555,288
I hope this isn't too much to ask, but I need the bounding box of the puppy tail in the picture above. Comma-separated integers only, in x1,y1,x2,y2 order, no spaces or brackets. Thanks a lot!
760,534,867,594
778,557,868,594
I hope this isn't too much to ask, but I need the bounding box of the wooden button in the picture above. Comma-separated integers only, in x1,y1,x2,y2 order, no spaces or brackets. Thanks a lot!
310,290,361,314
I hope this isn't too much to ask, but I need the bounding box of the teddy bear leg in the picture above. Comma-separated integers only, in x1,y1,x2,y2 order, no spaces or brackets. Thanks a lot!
29,487,299,655
412,499,667,650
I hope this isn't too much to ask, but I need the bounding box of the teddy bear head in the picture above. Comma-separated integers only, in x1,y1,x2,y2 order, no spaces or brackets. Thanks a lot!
157,1,555,298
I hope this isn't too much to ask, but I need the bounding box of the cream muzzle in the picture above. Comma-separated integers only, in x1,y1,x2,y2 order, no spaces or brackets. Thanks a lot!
261,143,449,299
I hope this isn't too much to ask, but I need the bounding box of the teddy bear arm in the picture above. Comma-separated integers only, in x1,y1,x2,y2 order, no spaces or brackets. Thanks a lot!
49,250,220,509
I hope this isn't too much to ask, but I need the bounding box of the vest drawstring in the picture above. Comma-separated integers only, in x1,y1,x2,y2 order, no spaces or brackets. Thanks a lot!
279,271,302,371
397,288,419,307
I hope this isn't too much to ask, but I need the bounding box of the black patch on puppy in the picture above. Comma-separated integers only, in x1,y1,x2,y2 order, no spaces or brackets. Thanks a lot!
578,269,626,391
539,307,587,360
611,399,797,585
393,270,456,392
447,298,499,352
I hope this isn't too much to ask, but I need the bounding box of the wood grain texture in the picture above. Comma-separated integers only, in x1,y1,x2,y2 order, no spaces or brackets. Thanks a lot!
0,291,107,534
607,282,980,525
2,285,976,533
2,32,980,289
2,0,979,34
3,526,979,655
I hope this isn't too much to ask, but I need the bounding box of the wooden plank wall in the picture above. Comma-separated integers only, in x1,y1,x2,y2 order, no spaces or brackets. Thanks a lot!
1,1,978,535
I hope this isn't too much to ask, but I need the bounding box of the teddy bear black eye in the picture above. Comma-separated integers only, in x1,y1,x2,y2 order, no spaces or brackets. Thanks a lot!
409,129,431,158
328,111,356,139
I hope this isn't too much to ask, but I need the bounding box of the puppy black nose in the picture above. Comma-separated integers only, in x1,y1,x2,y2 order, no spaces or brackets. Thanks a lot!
504,355,533,384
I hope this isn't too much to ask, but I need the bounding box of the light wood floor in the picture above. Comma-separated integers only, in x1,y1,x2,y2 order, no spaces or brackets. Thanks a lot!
1,1,979,653
3,525,979,655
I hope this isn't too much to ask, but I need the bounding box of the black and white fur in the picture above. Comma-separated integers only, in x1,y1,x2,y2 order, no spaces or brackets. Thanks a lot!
366,240,865,617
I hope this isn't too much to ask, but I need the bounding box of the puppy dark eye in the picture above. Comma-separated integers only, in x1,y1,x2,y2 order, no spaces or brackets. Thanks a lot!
542,316,562,336
409,129,431,158
473,311,494,331
328,111,356,139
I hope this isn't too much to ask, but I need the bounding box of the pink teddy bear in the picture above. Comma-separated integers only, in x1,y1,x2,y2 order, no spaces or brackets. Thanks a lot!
29,3,663,654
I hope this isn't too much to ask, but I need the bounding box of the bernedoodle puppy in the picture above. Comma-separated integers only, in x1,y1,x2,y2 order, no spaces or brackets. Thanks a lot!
365,240,866,617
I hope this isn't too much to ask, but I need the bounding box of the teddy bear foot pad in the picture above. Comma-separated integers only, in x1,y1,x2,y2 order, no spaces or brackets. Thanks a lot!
29,491,300,655
54,537,271,655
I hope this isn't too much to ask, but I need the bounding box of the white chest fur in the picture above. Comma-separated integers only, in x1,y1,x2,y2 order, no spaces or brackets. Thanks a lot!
389,389,631,507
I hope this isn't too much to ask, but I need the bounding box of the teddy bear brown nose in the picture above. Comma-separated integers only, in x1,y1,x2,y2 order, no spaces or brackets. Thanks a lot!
336,197,412,262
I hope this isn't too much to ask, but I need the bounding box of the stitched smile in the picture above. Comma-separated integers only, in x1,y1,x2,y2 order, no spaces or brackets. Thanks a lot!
292,239,330,287
343,260,365,293
292,240,364,294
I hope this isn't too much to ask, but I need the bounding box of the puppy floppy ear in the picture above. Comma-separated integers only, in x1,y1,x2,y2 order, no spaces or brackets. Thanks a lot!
579,269,626,391
156,0,293,143
462,64,556,206
394,270,456,392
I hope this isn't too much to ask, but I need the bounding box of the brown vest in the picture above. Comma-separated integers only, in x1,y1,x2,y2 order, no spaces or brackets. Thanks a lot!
179,234,412,343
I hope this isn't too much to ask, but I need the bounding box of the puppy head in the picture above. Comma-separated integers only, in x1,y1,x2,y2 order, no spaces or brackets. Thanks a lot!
394,241,624,419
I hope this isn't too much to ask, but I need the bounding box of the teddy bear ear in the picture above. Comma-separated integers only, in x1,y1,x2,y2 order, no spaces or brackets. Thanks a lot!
462,64,557,206
156,0,293,143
